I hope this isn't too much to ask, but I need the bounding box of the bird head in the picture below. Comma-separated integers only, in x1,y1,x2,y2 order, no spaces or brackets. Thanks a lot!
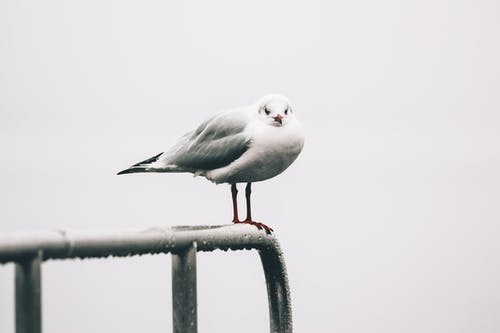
256,94,294,127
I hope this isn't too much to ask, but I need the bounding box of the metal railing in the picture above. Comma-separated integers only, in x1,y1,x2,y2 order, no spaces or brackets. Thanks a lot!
0,225,292,333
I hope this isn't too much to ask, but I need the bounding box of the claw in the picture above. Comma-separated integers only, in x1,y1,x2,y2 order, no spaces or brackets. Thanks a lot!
234,220,273,235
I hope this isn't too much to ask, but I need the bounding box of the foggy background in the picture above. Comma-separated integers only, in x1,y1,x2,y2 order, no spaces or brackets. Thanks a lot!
1,1,499,332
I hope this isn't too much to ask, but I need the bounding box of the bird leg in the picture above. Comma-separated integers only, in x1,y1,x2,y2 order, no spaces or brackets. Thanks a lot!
245,182,252,221
237,182,273,234
231,183,239,223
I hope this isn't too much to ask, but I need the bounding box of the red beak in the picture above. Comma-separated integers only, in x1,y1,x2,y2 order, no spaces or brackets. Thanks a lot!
273,114,283,124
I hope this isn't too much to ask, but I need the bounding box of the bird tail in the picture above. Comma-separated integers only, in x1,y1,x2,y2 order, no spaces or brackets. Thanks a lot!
117,152,165,175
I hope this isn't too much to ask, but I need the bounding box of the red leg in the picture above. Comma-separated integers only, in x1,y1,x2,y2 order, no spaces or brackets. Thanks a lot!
231,183,239,223
238,182,273,234
245,182,252,221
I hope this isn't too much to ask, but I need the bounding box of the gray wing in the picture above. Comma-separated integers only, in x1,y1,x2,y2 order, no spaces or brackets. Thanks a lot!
164,112,251,171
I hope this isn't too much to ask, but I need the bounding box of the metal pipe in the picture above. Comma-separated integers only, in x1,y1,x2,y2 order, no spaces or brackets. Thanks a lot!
0,225,275,262
172,243,197,333
15,251,42,333
259,245,293,333
1,225,293,332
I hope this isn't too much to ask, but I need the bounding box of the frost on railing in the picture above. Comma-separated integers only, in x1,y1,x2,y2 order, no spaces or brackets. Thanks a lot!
0,225,293,333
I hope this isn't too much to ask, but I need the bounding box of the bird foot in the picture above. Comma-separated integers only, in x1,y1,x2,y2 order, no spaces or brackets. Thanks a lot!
234,219,273,235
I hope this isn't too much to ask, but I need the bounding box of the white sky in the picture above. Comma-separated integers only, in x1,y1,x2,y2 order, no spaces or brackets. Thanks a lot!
1,0,499,332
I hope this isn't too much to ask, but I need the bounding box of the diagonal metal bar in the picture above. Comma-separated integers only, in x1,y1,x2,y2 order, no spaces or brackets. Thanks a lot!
259,244,292,333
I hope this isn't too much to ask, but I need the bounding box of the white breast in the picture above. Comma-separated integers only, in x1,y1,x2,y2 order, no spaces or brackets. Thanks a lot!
206,116,304,184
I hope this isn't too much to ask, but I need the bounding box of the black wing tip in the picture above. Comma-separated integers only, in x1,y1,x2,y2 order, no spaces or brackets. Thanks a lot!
118,152,164,175
117,167,147,175
132,152,164,167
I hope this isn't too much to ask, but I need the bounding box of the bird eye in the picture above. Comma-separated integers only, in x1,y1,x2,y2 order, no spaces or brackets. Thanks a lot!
264,107,271,115
284,108,289,115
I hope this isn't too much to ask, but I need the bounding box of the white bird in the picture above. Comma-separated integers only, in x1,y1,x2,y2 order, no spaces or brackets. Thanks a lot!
118,94,304,233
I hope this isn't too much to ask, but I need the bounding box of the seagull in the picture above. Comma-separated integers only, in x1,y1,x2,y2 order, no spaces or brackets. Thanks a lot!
118,94,304,233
